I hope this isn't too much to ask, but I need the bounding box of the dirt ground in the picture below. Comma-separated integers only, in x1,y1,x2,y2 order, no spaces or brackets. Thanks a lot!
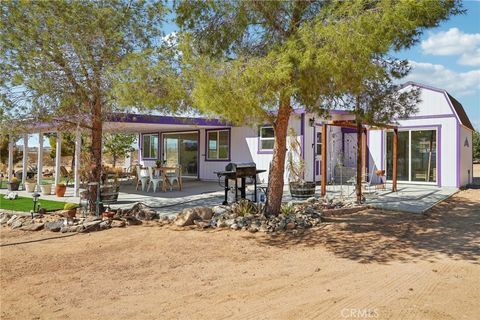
1,189,479,320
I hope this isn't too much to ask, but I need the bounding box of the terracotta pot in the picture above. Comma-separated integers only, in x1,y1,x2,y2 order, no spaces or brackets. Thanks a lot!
7,182,20,191
102,211,115,219
55,184,67,197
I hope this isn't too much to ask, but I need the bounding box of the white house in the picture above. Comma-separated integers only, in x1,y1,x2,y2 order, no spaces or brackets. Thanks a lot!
6,81,474,195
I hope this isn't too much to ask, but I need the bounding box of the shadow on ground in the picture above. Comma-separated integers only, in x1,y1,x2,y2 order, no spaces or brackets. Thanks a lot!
255,190,480,265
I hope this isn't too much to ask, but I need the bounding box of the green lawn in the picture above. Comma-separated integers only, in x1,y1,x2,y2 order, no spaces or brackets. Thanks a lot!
0,195,74,212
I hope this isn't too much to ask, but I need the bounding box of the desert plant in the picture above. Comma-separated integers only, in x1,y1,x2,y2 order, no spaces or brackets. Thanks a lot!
280,203,294,216
231,199,259,217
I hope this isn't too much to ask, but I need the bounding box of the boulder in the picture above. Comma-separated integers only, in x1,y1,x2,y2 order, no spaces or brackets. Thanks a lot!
111,220,126,228
194,219,210,229
286,222,296,230
212,205,228,216
11,219,23,229
6,215,18,226
194,207,213,220
20,223,44,231
45,220,65,232
0,213,10,225
124,216,142,225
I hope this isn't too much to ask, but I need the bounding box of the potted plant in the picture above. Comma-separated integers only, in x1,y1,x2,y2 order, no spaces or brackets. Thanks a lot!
155,160,162,168
40,180,52,195
55,183,67,197
286,128,316,198
7,177,20,191
25,178,37,192
63,202,78,218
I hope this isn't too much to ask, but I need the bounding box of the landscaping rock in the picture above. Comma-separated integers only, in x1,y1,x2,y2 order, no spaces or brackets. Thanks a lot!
6,215,18,226
20,223,44,231
212,205,228,216
0,213,10,224
45,220,65,232
124,216,142,226
111,220,126,228
194,219,210,229
11,219,23,229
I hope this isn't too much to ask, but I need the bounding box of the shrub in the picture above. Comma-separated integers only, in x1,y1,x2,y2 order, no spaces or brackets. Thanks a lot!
232,199,259,216
64,203,78,210
280,203,294,216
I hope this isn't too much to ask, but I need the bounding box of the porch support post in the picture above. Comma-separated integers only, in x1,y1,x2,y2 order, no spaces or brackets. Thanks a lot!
392,128,398,192
73,127,81,197
7,136,14,182
54,132,62,186
362,128,367,182
36,133,43,191
22,134,28,188
321,124,327,196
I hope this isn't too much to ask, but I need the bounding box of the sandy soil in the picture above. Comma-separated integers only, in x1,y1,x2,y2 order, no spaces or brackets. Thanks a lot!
1,189,479,320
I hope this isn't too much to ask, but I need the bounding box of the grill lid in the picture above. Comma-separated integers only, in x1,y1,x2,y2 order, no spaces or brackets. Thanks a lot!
225,162,256,172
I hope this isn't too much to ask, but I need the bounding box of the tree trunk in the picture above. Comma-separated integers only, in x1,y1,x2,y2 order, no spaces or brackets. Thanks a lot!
265,98,292,216
88,98,103,214
112,155,117,168
355,121,363,204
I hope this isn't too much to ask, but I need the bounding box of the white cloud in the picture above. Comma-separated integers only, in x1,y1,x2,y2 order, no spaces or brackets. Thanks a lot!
421,28,480,66
404,60,480,97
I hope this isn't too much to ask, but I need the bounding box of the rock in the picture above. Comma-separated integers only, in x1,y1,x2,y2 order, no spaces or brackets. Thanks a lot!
212,205,228,216
45,220,65,232
111,220,126,228
11,219,23,229
0,213,10,224
174,208,198,227
194,219,210,229
195,207,213,220
85,215,101,223
249,226,258,233
230,223,239,230
224,218,235,227
125,216,142,226
38,208,47,216
99,221,111,230
306,197,317,203
20,223,44,231
286,222,296,230
216,219,227,228
6,215,18,226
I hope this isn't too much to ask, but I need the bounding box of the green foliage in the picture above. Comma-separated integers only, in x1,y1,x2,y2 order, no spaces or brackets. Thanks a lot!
231,199,259,217
0,196,67,212
280,204,294,216
64,202,78,210
46,133,75,159
473,131,480,161
0,135,22,166
102,133,136,167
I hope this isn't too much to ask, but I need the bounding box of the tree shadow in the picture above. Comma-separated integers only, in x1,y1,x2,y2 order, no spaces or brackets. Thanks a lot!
255,191,480,264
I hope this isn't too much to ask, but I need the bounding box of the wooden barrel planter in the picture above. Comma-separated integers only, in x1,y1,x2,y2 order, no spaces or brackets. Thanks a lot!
289,182,316,198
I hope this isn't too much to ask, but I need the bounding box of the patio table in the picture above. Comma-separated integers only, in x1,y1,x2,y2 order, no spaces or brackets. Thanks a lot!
153,166,180,192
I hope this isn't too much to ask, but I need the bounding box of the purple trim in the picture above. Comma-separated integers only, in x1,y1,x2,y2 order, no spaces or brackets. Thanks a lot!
257,125,274,154
161,129,201,180
204,128,231,162
399,114,456,120
108,113,228,127
366,130,369,180
140,132,160,161
381,132,384,171
456,124,460,188
384,125,442,187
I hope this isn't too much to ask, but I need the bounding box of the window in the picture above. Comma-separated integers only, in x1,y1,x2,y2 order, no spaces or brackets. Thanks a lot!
207,129,230,160
316,132,322,156
259,126,275,151
142,133,158,159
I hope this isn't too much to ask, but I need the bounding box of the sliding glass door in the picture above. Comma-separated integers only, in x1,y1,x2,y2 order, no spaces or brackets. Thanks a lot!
162,132,198,177
386,129,437,183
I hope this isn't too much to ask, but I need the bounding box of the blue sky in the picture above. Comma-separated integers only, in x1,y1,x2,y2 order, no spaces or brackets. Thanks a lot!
396,1,480,129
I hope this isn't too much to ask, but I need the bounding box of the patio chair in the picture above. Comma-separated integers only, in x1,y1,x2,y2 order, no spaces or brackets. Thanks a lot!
135,166,149,191
164,165,182,191
147,167,162,192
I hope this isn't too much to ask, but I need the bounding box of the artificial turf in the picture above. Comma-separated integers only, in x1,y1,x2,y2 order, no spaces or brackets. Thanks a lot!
0,195,74,212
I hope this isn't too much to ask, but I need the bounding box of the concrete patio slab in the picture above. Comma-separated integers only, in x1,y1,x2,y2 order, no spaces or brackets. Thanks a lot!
1,181,458,216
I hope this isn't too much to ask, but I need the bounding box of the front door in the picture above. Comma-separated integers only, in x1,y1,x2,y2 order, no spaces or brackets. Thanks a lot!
162,132,199,178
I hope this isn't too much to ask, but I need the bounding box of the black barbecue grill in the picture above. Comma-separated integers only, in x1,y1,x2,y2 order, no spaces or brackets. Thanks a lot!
214,162,266,205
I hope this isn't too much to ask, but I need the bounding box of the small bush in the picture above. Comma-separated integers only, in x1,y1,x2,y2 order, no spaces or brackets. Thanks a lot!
280,204,294,216
64,203,78,210
232,199,259,216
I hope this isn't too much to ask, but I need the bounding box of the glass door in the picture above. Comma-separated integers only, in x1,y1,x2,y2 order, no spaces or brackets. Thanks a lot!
162,132,198,177
386,129,437,183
